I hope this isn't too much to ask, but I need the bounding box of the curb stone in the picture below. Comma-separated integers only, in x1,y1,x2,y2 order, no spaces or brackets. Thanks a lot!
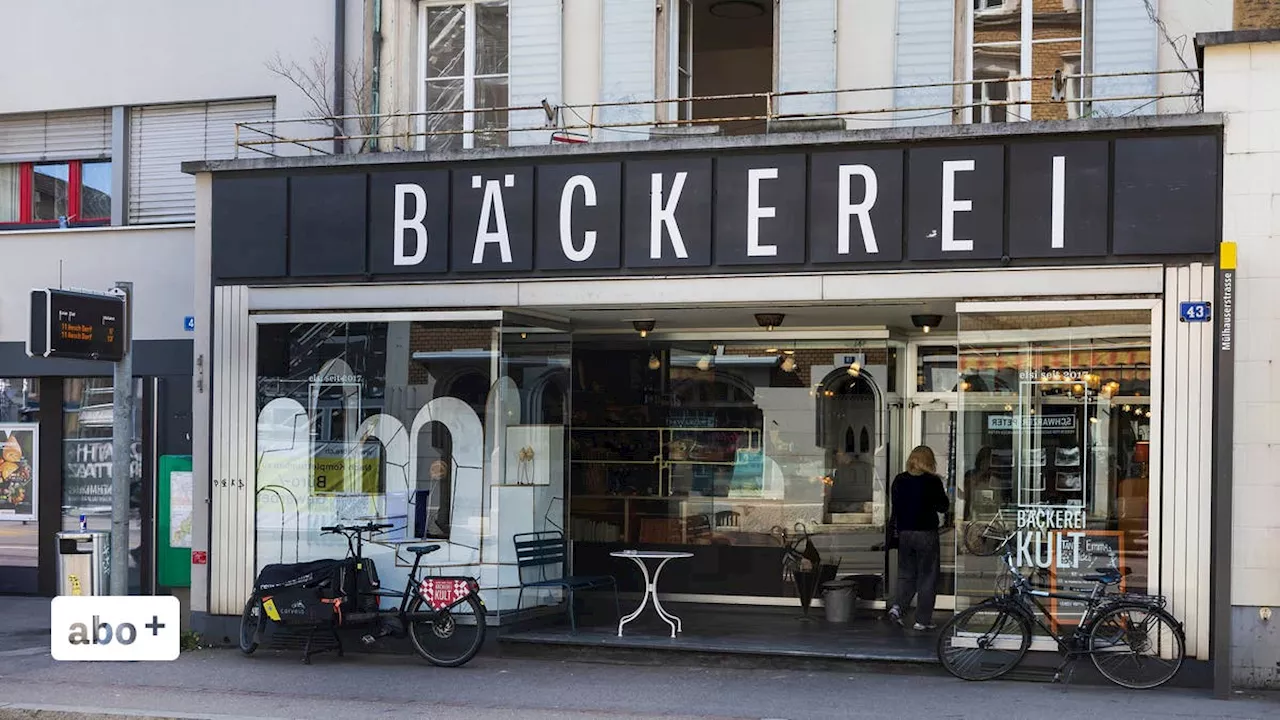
0,705,274,720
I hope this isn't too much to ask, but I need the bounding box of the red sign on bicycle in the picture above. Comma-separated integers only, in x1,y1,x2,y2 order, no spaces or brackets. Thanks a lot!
420,578,470,610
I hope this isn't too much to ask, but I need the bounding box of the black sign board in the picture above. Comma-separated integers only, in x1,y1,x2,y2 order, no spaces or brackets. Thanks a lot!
210,132,1221,284
28,288,127,361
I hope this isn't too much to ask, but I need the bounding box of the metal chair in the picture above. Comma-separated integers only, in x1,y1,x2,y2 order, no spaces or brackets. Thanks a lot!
514,530,619,631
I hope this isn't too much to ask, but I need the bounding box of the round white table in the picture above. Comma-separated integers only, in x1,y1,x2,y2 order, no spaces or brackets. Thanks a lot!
610,550,693,638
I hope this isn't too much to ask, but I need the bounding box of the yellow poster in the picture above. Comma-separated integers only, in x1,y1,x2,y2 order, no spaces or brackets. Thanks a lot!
310,452,381,494
256,441,383,496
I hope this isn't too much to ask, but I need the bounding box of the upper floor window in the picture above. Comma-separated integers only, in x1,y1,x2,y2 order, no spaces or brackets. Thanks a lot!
418,0,509,152
0,160,111,227
967,0,1085,123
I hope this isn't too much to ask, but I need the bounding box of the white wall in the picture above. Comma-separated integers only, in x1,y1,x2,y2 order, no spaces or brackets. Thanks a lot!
563,0,603,111
0,226,195,343
1158,0,1233,114
1203,40,1280,610
837,0,897,125
1202,38,1280,687
0,0,335,124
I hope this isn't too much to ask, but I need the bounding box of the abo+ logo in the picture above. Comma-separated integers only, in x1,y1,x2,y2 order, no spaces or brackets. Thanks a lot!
51,596,180,661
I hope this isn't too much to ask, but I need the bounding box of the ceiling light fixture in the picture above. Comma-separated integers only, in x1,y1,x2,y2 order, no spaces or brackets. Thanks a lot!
709,0,766,19
632,319,656,338
755,313,785,331
912,314,943,334
648,354,662,371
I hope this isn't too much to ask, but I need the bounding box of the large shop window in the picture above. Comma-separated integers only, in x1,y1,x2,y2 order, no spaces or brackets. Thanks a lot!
253,318,568,617
967,0,1086,123
62,378,145,594
569,340,901,601
954,309,1155,632
419,0,510,152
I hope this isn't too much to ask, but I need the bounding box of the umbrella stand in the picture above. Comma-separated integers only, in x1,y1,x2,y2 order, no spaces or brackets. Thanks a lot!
793,568,820,620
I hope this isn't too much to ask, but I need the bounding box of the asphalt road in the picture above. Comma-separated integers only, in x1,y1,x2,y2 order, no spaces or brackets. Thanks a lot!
0,639,1277,720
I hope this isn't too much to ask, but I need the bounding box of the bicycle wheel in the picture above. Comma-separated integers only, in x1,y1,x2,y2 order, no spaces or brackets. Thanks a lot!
1088,604,1185,689
238,596,264,655
963,518,1008,557
408,594,486,667
938,600,1032,681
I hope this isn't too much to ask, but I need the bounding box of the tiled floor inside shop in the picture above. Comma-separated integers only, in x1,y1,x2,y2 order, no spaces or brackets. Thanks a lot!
500,598,945,664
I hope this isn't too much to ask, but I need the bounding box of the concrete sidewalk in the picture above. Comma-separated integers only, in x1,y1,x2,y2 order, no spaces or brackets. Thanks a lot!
0,640,1276,720
0,596,50,657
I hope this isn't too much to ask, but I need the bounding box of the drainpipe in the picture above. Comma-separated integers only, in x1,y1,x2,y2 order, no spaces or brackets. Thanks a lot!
334,0,346,154
371,0,382,152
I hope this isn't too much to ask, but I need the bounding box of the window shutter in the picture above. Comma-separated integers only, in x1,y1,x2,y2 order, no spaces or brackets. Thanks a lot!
0,108,111,163
777,0,837,116
1092,0,1159,117
599,0,656,141
509,0,562,146
128,98,274,224
893,0,955,127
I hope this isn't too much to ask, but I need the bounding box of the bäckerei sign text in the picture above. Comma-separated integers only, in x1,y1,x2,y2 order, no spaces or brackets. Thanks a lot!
210,133,1219,282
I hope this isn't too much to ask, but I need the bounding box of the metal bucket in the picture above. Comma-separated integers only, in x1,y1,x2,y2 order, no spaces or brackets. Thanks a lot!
821,580,855,623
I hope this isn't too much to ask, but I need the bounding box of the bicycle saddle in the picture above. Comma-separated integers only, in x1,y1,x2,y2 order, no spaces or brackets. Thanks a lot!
405,544,441,555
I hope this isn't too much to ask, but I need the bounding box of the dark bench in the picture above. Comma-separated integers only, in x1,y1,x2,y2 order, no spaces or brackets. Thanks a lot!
514,531,619,631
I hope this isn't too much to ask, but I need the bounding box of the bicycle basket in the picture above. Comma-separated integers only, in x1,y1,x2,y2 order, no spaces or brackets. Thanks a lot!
261,586,340,627
255,559,344,593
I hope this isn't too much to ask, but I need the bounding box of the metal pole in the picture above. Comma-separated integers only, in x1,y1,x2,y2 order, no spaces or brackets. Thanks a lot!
110,281,134,596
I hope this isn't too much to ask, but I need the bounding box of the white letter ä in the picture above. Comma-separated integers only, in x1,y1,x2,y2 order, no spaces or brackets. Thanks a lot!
393,183,428,266
941,159,975,252
472,175,514,265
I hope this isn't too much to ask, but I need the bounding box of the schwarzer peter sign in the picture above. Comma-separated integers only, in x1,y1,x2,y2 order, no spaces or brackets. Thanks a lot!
210,132,1219,283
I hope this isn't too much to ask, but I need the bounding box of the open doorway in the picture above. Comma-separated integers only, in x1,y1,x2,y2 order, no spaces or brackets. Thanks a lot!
665,0,774,135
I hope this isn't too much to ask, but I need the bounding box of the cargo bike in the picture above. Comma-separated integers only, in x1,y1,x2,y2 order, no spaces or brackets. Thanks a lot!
238,522,486,666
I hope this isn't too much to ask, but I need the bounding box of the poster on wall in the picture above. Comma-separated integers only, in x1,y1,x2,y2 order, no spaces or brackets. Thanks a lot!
1010,503,1125,629
169,470,193,548
1048,529,1125,628
0,424,38,521
62,438,142,514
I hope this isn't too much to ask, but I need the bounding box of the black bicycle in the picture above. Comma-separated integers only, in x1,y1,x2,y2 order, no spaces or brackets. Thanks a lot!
239,522,486,667
937,548,1185,689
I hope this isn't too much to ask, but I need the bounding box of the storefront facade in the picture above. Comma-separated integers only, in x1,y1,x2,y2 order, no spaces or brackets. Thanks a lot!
187,115,1224,663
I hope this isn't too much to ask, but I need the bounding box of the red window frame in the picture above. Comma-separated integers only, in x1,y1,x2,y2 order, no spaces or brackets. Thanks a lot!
0,160,111,227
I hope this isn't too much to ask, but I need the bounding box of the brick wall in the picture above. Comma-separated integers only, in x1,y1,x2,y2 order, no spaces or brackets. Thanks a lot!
1235,0,1280,29
407,324,493,384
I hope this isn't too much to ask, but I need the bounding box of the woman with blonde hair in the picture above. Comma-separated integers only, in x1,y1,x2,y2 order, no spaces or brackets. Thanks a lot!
887,445,950,631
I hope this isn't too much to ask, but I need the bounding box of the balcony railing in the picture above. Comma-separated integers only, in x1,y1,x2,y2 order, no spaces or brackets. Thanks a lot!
233,68,1202,158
